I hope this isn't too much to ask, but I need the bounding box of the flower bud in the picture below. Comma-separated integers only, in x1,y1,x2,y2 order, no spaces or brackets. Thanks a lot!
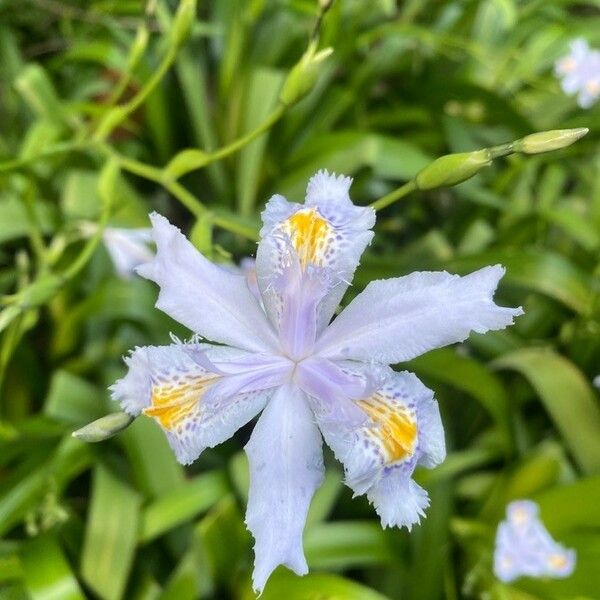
414,149,492,190
279,42,333,107
514,128,588,154
164,148,210,180
170,0,197,48
72,412,135,442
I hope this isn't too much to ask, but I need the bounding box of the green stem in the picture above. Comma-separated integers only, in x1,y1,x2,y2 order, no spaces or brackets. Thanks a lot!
206,104,286,164
21,185,47,267
0,141,87,174
93,45,178,141
370,180,417,212
105,148,258,240
63,179,113,281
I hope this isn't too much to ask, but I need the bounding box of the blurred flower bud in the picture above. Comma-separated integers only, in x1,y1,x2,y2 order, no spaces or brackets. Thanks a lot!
279,42,333,107
72,412,135,442
170,0,197,48
514,128,588,154
415,149,492,190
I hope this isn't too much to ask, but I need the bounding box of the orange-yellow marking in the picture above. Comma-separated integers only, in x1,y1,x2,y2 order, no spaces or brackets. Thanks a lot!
559,57,576,73
282,208,332,268
548,554,568,570
358,394,417,463
143,376,217,429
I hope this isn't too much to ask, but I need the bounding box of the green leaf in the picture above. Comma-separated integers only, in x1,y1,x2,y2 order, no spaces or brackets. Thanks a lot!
0,196,55,244
236,67,286,216
240,570,391,600
13,64,68,125
535,475,600,533
21,535,85,600
44,370,106,425
444,249,592,314
494,348,600,473
196,496,251,589
304,521,395,569
120,417,184,498
409,348,512,446
81,465,141,600
139,471,229,543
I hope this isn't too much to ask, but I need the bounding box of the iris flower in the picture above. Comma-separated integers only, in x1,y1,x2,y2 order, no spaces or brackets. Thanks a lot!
555,39,600,108
494,500,576,582
111,171,522,592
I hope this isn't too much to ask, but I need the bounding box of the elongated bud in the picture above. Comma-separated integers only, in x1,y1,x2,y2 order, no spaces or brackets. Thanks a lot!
170,0,197,48
164,148,210,180
514,128,588,154
279,42,333,107
415,149,492,190
72,412,135,442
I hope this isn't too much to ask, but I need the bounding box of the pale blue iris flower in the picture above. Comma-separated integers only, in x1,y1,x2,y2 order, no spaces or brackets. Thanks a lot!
555,39,600,108
111,171,522,592
494,500,576,583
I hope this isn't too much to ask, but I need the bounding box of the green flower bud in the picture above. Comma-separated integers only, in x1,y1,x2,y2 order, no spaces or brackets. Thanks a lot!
72,412,135,442
415,149,492,190
164,148,210,180
514,128,588,155
279,42,333,107
170,0,197,48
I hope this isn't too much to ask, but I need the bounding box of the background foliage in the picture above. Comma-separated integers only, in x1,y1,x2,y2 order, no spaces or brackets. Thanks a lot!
1,1,599,599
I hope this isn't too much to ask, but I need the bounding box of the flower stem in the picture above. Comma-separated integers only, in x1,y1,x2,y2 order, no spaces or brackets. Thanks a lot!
370,181,417,212
208,104,285,165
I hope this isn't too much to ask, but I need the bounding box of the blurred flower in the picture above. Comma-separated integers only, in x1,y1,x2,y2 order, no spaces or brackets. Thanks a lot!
494,500,576,583
101,227,154,279
594,375,600,388
555,39,600,108
110,171,522,592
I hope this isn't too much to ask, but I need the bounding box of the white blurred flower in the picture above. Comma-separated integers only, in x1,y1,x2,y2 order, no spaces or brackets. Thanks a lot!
555,39,600,108
494,500,576,583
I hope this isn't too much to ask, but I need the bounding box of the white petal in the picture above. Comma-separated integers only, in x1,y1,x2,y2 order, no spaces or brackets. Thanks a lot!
137,213,278,353
367,469,430,530
315,369,443,530
316,265,523,364
110,343,276,465
245,383,324,593
255,171,375,333
102,227,154,279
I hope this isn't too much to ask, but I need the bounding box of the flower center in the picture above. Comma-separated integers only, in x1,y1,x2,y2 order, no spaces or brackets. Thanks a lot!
281,208,333,269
